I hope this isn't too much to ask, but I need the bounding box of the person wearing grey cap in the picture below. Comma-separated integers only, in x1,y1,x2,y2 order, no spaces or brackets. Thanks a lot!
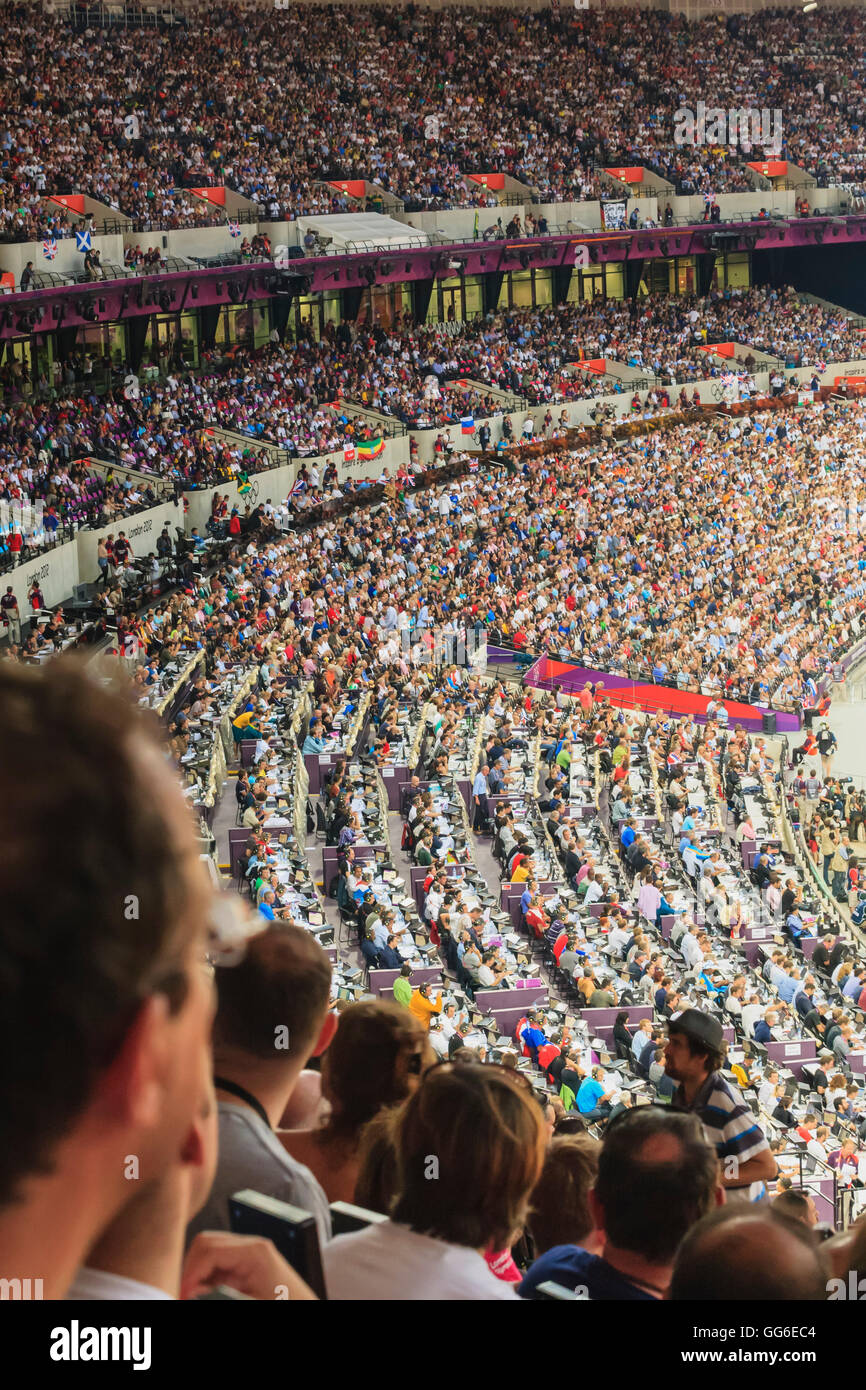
665,1009,776,1200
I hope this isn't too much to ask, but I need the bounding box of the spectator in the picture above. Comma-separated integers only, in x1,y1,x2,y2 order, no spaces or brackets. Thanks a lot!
279,1000,431,1203
520,1107,722,1299
322,1064,546,1299
526,1134,602,1258
669,1208,829,1300
0,662,214,1299
664,1010,776,1196
188,925,336,1248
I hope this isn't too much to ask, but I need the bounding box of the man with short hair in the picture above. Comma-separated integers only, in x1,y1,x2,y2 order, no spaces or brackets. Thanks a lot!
753,1007,777,1044
519,1107,722,1299
631,1018,654,1069
0,586,21,643
408,981,442,1031
771,1189,819,1227
471,763,490,832
679,925,704,975
393,964,413,1008
665,1009,776,1198
576,1066,618,1122
588,978,617,1008
0,663,215,1299
189,926,335,1248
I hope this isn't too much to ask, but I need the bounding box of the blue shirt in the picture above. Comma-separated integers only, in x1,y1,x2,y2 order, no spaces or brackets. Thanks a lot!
258,902,276,921
777,974,798,1004
620,825,636,850
521,1024,547,1052
576,1078,605,1113
519,1246,654,1301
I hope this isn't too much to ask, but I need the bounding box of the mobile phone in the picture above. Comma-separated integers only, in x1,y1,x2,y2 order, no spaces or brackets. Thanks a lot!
228,1190,327,1300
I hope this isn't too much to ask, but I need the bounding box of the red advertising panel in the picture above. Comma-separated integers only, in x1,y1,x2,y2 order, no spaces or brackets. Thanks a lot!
468,173,506,191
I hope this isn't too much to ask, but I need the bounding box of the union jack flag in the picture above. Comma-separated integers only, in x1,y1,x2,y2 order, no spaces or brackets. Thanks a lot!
468,458,478,472
290,479,305,497
42,238,58,260
228,220,241,238
814,359,827,374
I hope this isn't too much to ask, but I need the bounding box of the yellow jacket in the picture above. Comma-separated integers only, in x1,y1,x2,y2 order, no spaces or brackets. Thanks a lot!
409,989,442,1031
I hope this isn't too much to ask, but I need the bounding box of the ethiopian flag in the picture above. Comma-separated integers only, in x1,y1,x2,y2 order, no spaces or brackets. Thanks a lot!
357,437,385,461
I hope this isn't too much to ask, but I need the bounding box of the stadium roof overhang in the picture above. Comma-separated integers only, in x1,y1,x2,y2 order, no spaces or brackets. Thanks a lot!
2,215,865,339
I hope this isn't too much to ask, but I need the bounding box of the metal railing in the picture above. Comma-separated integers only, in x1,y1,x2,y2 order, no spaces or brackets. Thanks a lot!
335,400,406,439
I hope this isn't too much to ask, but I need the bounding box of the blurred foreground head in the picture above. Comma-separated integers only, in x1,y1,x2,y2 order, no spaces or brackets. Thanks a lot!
0,660,214,1296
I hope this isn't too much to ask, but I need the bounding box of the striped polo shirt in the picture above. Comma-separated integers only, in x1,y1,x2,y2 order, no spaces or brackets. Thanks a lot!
674,1070,771,1196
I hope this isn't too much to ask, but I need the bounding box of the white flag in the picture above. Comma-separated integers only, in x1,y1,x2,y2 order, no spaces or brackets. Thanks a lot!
424,115,441,142
123,114,140,140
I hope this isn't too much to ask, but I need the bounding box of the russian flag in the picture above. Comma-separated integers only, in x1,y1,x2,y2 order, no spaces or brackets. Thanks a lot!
460,416,475,435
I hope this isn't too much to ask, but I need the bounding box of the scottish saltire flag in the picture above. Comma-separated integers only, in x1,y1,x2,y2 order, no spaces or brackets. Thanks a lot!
460,416,475,435
42,238,58,260
228,220,241,237
75,228,92,253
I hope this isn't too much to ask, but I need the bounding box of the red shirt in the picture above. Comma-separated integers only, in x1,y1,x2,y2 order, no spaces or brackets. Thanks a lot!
484,1248,522,1284
537,1041,561,1072
526,906,548,939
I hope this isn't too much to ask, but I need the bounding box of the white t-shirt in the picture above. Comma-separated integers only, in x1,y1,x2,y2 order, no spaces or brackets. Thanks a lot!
67,1267,173,1300
322,1221,521,1300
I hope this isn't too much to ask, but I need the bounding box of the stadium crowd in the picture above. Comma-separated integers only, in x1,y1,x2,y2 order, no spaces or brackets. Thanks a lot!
4,587,866,1300
3,333,866,1303
6,4,866,242
4,355,866,717
0,283,861,530
7,0,866,1312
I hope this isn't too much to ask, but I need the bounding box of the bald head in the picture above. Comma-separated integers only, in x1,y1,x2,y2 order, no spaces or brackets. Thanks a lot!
591,1108,721,1264
669,1209,828,1301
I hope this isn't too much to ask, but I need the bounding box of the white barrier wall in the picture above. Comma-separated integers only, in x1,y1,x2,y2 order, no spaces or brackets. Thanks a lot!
183,435,409,531
76,501,184,578
408,373,774,462
0,234,126,288
6,538,79,614
142,225,257,262
1,499,182,626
